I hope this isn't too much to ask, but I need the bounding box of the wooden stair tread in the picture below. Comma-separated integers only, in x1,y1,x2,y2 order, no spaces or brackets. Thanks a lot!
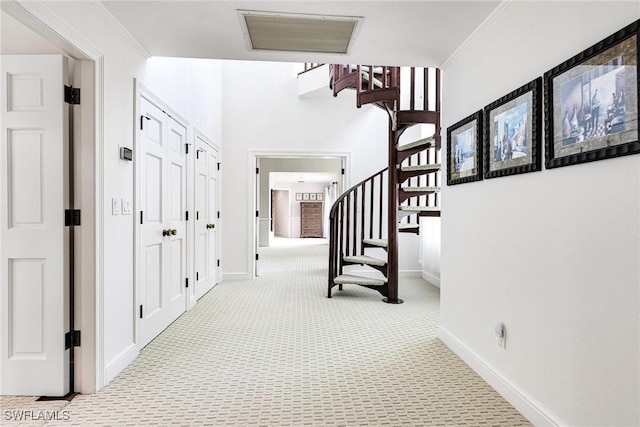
334,274,387,287
398,223,419,229
343,255,387,267
360,70,384,88
400,163,441,172
362,238,388,248
397,136,435,152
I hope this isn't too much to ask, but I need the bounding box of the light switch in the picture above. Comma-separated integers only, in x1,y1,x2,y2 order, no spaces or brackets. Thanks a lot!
112,198,121,215
122,199,132,215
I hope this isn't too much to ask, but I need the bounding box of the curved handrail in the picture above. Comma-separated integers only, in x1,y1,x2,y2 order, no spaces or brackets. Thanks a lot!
328,167,388,288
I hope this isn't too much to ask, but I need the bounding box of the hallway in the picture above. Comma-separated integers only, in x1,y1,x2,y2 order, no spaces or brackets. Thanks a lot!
2,242,529,426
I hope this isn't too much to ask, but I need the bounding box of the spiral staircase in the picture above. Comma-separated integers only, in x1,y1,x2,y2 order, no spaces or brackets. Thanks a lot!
326,65,442,303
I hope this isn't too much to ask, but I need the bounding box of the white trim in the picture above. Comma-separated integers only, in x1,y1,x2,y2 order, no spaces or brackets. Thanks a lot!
104,343,138,385
89,0,152,59
441,0,514,71
437,326,566,427
249,150,351,280
421,270,440,288
1,0,100,60
94,54,104,392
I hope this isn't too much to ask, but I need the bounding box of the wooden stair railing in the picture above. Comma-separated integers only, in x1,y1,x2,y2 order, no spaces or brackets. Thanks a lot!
327,64,441,303
328,168,388,298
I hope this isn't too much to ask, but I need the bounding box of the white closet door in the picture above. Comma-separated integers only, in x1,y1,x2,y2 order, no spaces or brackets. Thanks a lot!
138,97,187,348
0,55,70,396
194,136,218,300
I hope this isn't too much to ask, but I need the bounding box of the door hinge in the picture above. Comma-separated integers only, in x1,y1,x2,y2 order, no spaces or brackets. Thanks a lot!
65,209,81,226
217,162,221,171
217,259,220,267
185,143,189,154
140,211,144,224
65,330,81,350
196,211,199,220
256,254,259,261
64,85,80,105
256,167,259,174
140,305,144,319
185,211,189,221
196,272,199,280
140,115,150,130
341,168,345,175
185,278,189,288
217,211,220,219
256,211,259,218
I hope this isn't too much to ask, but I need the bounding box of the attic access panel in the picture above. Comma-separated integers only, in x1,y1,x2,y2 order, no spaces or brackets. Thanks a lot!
239,10,362,54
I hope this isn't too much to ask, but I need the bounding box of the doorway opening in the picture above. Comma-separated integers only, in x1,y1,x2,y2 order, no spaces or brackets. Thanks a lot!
251,153,348,278
1,4,100,395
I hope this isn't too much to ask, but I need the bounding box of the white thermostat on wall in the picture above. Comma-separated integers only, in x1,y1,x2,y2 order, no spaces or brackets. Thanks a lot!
120,147,133,161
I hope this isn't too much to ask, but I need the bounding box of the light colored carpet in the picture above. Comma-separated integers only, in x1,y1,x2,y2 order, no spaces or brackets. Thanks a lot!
1,239,531,426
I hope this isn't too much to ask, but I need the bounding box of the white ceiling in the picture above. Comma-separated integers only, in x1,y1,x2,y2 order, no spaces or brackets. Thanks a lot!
100,0,502,67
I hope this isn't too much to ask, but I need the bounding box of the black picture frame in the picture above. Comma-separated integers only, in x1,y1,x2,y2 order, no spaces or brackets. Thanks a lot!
446,110,483,185
484,77,542,179
544,19,640,169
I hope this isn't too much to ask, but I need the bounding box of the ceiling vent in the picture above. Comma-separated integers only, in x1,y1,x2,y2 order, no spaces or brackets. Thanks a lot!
239,10,362,54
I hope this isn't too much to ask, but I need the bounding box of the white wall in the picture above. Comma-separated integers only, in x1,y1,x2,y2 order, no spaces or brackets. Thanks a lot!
221,60,423,279
24,2,223,387
439,3,639,426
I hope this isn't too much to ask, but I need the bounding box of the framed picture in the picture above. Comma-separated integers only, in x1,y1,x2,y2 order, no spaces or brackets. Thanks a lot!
446,110,483,185
309,193,317,201
484,77,542,178
295,193,302,201
545,20,639,168
302,193,310,201
316,193,324,201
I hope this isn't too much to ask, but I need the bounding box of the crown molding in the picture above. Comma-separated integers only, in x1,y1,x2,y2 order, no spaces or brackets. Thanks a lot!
441,0,513,71
90,0,152,59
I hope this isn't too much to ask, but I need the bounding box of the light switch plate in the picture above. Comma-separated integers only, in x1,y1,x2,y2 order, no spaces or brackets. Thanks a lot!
122,199,132,215
112,198,121,215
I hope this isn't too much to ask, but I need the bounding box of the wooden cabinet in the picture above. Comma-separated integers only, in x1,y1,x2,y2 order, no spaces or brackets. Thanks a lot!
300,202,323,238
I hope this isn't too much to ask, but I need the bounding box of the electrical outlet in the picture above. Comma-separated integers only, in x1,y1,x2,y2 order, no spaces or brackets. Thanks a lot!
112,198,121,215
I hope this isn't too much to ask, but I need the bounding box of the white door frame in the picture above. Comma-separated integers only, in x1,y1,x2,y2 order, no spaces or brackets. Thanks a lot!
248,150,350,279
1,1,104,393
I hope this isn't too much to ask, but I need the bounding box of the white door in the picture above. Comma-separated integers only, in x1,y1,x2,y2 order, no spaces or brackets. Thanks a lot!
194,136,218,300
0,55,70,396
139,96,187,348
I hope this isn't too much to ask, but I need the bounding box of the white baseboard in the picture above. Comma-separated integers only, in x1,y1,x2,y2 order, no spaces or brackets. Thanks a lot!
104,343,138,385
421,270,440,288
222,272,251,281
437,326,566,427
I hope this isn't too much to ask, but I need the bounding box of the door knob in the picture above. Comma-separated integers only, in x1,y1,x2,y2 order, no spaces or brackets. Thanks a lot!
207,223,215,229
162,229,171,236
170,229,177,236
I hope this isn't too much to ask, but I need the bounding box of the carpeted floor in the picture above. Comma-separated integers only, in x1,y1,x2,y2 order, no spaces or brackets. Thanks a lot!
1,239,530,426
